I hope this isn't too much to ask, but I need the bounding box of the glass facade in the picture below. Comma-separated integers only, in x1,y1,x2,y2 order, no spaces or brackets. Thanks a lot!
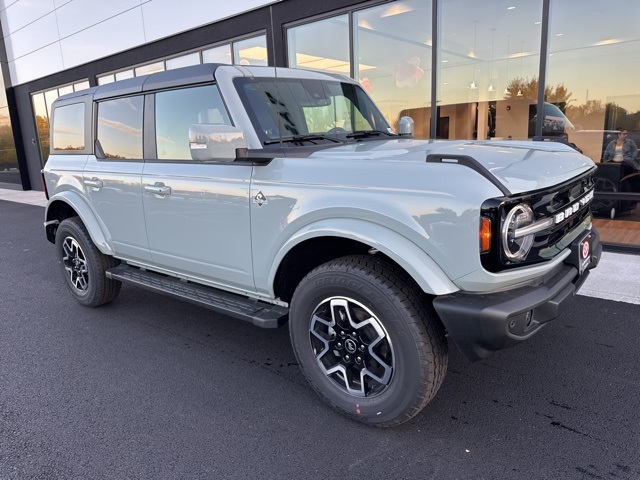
0,71,19,185
354,1,432,134
286,0,640,248
96,35,266,86
546,1,640,247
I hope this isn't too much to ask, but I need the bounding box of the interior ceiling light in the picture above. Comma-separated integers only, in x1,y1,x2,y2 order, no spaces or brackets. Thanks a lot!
380,3,415,18
237,46,268,61
592,38,621,46
295,53,375,73
488,84,495,92
469,80,478,89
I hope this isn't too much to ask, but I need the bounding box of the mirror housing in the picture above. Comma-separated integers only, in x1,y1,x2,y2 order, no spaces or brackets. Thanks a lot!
398,116,415,137
189,124,248,162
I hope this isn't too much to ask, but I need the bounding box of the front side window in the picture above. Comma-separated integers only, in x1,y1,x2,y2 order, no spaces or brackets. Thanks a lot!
97,97,144,159
155,84,232,160
52,103,85,151
235,77,391,143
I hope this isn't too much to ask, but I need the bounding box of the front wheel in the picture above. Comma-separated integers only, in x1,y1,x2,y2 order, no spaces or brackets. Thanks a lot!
289,255,448,427
55,217,121,307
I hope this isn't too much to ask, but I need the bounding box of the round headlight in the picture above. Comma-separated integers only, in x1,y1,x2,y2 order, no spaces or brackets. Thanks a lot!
501,203,534,261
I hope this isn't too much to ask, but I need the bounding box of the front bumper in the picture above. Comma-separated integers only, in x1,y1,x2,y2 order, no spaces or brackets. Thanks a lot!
433,228,602,362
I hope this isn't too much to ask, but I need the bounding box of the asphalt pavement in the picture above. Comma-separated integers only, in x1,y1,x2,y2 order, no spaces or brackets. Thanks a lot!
1,198,639,479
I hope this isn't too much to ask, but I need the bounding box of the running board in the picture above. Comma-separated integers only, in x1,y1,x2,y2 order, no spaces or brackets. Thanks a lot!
105,264,288,328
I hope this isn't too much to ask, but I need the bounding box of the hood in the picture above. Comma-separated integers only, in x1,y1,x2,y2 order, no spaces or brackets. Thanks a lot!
308,139,595,195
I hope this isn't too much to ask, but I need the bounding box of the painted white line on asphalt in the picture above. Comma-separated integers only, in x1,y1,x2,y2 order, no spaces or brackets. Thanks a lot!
578,252,640,305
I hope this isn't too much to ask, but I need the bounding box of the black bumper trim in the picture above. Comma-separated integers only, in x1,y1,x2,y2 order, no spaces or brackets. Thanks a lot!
433,228,602,362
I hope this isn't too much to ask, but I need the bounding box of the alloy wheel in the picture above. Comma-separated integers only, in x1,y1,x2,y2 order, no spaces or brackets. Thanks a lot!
309,296,394,397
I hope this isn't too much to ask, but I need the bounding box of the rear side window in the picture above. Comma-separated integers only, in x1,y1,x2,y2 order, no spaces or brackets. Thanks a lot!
155,84,231,160
52,103,85,151
97,96,144,159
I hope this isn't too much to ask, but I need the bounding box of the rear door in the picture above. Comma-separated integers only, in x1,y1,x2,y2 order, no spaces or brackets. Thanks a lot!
84,95,150,262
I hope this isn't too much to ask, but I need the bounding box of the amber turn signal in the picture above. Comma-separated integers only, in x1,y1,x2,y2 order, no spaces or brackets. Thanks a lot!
480,216,492,253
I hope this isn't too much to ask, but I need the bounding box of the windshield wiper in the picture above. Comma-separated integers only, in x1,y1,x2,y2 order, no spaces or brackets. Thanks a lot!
346,130,397,139
264,134,343,145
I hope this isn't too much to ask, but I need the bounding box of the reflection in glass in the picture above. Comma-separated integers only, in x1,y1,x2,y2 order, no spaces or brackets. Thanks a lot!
97,97,144,159
439,0,542,140
547,1,640,164
155,85,231,160
0,106,18,178
235,77,389,142
58,85,73,97
354,1,432,136
115,70,134,81
0,73,18,181
166,52,200,70
52,103,85,151
32,92,51,165
0,72,7,110
74,80,90,92
98,74,115,85
547,0,640,243
135,61,164,76
288,15,350,74
44,89,59,121
233,36,267,66
202,45,232,64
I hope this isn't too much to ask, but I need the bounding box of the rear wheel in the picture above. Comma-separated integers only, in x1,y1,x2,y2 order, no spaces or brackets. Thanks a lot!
289,255,447,427
55,217,121,307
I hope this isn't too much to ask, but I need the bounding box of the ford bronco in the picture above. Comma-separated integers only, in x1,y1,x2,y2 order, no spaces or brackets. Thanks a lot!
43,64,601,426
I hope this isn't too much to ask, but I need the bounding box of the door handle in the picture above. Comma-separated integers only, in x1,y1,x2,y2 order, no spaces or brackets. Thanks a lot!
83,177,103,189
144,183,172,197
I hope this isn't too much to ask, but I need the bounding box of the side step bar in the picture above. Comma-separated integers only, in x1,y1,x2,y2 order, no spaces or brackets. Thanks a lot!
105,264,288,328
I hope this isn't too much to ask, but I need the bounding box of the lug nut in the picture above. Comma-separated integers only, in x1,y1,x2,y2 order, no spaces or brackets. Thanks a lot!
356,356,362,363
359,345,365,352
344,354,351,362
336,342,342,349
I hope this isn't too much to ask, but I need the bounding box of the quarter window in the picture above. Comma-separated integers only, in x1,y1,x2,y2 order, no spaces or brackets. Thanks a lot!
52,103,85,151
97,97,144,159
155,85,231,160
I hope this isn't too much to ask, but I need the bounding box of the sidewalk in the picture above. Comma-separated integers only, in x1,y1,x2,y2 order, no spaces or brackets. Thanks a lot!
1,187,638,305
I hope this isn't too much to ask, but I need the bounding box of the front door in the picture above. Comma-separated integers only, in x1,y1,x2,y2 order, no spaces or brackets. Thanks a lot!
141,162,254,292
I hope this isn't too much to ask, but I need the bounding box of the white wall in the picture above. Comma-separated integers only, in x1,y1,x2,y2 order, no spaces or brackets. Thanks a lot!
0,0,279,86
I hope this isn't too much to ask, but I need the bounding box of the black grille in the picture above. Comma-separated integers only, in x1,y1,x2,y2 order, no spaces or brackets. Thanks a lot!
481,169,596,272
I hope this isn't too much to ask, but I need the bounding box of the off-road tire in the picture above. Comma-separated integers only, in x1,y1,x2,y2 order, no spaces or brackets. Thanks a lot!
55,217,121,307
289,255,448,427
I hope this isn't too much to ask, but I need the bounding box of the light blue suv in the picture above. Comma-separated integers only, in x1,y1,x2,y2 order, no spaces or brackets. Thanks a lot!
42,64,601,426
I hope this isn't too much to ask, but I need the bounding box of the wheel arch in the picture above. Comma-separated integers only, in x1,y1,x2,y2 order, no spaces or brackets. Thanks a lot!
271,218,458,303
45,192,114,255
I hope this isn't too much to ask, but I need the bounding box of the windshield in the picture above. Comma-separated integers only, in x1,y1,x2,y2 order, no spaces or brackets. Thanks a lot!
234,76,393,144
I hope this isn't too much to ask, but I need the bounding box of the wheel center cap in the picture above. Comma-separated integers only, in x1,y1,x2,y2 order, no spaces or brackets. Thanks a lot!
345,338,357,354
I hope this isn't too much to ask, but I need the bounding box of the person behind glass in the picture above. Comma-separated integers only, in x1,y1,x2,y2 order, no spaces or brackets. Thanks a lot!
561,132,583,153
603,128,639,169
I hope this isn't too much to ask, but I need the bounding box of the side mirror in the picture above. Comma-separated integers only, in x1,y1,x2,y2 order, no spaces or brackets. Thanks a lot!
398,116,415,137
189,124,248,162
